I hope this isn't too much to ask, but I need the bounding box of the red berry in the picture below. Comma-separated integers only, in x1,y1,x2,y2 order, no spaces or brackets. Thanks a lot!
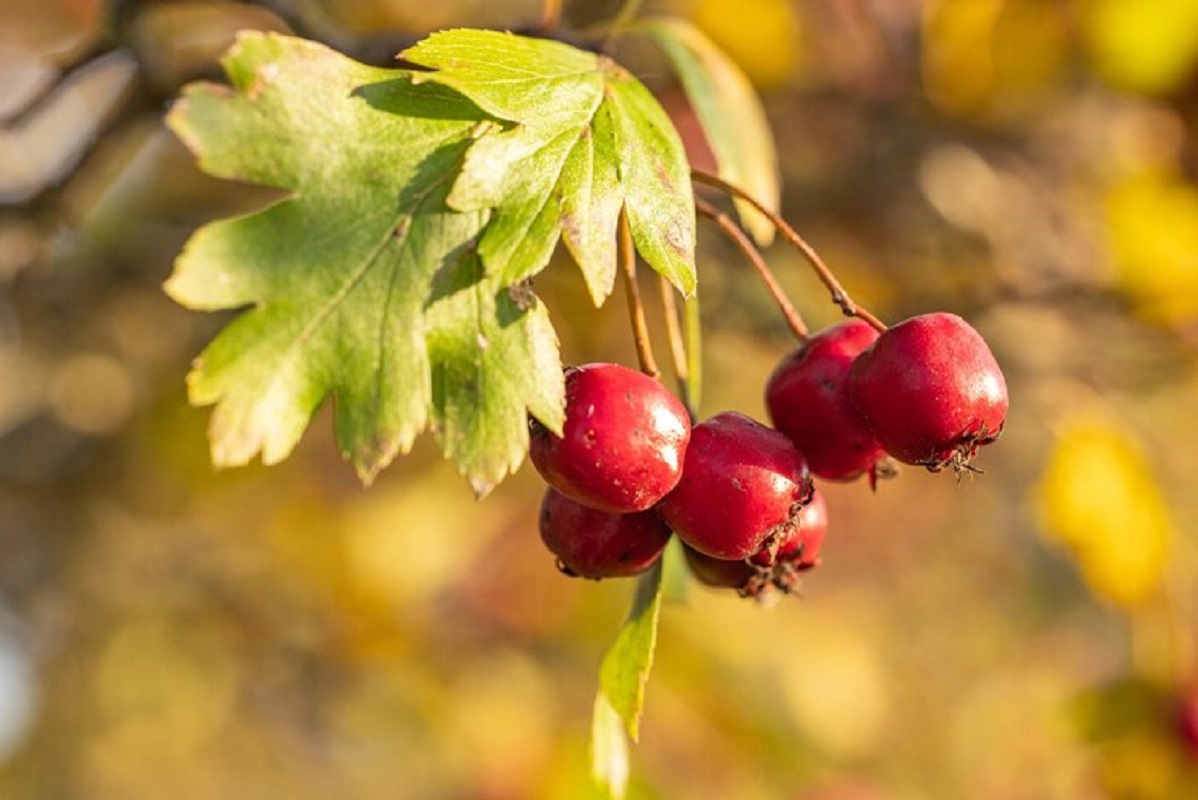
658,412,813,560
538,488,671,579
766,320,885,480
530,363,691,513
846,313,1008,470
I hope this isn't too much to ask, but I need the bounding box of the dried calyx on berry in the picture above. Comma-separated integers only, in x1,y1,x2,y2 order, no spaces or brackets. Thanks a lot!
683,492,829,600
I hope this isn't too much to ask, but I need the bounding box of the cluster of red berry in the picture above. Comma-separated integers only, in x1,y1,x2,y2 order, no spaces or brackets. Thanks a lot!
532,312,1008,598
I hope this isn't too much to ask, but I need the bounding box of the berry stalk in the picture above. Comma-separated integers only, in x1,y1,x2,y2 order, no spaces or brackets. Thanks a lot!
658,273,695,414
537,0,562,34
695,196,809,341
619,208,661,378
602,0,644,49
691,170,888,333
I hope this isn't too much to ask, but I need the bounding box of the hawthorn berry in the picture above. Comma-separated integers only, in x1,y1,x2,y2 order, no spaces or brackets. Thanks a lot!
538,488,671,580
658,411,813,560
530,363,691,513
846,312,1008,470
766,320,885,481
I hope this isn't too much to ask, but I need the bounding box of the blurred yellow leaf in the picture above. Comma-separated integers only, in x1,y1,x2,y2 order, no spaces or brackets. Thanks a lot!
1084,0,1198,95
923,0,1068,118
684,0,801,89
1107,172,1198,323
1038,419,1174,607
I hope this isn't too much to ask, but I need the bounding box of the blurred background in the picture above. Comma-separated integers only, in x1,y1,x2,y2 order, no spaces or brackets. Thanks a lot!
2,0,1198,797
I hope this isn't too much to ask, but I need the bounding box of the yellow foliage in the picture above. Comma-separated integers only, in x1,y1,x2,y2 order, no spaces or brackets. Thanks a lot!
1083,0,1198,95
923,0,1068,118
1038,419,1174,607
1107,172,1198,323
686,0,801,89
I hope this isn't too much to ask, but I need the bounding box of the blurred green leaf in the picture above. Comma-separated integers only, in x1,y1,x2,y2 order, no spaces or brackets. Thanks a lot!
403,29,697,305
166,32,564,491
591,561,663,797
642,17,778,245
590,693,630,799
659,536,690,605
599,562,664,739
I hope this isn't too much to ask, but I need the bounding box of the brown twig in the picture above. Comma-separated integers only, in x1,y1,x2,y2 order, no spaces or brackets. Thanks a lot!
692,170,887,333
620,209,660,378
657,273,695,411
602,0,643,50
658,274,689,383
695,196,809,341
537,0,562,35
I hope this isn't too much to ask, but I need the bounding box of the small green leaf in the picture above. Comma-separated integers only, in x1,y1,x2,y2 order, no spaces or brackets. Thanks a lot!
659,536,691,604
643,17,780,245
166,32,564,489
590,560,665,798
596,560,664,742
404,29,697,304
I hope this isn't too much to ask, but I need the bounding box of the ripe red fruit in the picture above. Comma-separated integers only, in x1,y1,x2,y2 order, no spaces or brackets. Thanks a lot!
765,320,885,480
538,488,671,579
658,412,813,560
846,312,1008,470
530,363,691,513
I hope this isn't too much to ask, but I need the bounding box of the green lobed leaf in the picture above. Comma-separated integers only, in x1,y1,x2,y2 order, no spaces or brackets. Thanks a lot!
403,29,697,305
165,32,563,490
642,17,780,245
424,252,563,496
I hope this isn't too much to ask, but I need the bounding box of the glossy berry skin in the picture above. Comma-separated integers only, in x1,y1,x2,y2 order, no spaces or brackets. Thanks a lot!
658,412,813,560
750,490,828,568
538,488,671,580
766,320,884,480
530,363,691,513
846,313,1008,470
